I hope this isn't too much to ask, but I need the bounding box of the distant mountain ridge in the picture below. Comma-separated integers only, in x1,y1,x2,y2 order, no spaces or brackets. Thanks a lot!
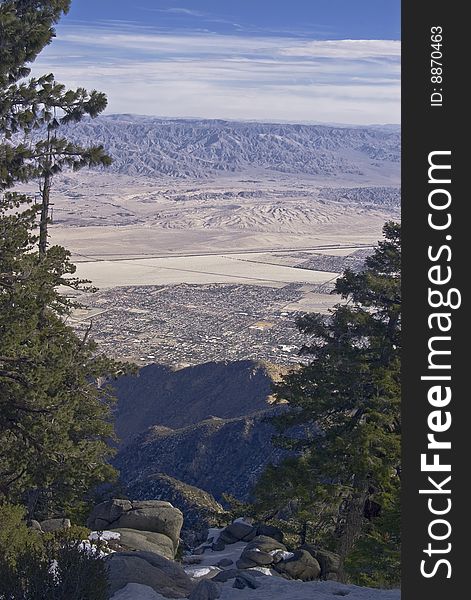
112,361,295,502
115,410,289,502
113,360,287,444
61,114,400,180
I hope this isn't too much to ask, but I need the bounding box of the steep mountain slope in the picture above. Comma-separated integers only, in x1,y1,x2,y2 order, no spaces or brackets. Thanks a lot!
113,360,287,443
114,410,295,502
61,115,400,180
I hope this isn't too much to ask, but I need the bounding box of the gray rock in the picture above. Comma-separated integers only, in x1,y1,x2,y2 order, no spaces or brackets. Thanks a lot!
115,501,183,545
188,580,221,600
212,570,240,583
239,573,261,589
40,518,71,533
193,547,206,556
106,551,194,598
218,529,239,545
87,499,132,529
301,545,341,578
256,524,284,543
275,549,321,581
111,528,176,560
238,548,273,567
87,499,183,551
236,558,257,570
211,539,226,552
28,520,43,532
216,558,233,568
245,535,287,554
224,521,256,541
232,578,246,590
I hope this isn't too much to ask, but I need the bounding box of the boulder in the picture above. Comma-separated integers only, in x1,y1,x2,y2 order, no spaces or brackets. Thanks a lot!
110,528,176,561
233,578,246,590
237,548,273,569
221,519,257,543
211,539,226,552
245,535,287,554
255,524,284,543
87,499,132,529
188,580,221,600
216,558,233,568
218,529,239,544
106,551,194,598
300,545,341,578
87,499,183,551
28,520,43,532
232,573,261,590
232,577,247,590
239,573,261,589
212,569,240,583
114,501,183,544
275,549,321,581
40,518,71,533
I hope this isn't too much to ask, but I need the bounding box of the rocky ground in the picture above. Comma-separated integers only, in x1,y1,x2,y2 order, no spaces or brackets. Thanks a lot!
68,499,399,600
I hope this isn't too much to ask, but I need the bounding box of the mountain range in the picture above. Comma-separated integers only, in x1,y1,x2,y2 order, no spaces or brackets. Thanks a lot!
62,115,400,180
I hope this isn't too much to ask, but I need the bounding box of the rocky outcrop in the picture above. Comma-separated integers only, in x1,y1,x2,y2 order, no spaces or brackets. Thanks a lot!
275,549,321,581
87,499,183,559
301,545,341,580
106,551,194,598
125,473,227,532
39,518,71,533
109,529,176,561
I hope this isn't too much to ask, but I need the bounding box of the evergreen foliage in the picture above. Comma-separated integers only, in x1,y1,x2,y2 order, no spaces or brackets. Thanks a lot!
0,1,126,520
0,530,109,600
254,222,401,583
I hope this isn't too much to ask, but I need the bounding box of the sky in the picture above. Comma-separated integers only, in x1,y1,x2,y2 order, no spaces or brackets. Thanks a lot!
32,0,401,125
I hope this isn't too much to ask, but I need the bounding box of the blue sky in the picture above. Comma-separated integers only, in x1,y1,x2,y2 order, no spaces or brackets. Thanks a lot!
33,1,401,124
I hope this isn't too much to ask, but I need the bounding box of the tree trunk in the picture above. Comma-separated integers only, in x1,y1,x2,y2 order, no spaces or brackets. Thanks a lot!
336,483,369,582
38,172,51,257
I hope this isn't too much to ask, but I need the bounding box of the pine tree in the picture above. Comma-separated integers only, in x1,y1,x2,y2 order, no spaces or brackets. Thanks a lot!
0,1,126,519
256,222,401,582
0,0,70,86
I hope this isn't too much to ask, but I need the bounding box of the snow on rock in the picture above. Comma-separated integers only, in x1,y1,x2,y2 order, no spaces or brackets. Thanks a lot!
89,530,121,542
110,583,166,600
185,565,221,580
234,517,254,525
269,550,293,560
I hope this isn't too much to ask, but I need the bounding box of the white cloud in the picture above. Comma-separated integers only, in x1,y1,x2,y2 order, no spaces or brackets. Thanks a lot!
32,23,400,125
279,39,400,59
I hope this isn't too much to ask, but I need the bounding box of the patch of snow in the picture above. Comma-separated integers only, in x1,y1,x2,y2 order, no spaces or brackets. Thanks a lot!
217,578,400,600
110,583,166,600
79,540,109,557
89,530,121,542
185,565,221,579
269,550,294,560
234,517,253,525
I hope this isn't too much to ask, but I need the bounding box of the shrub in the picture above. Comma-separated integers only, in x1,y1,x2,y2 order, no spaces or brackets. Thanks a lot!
0,519,109,600
0,503,41,567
